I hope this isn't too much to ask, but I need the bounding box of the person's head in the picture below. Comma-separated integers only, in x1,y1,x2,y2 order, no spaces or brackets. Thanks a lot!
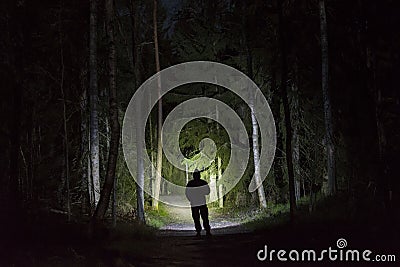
193,169,200,180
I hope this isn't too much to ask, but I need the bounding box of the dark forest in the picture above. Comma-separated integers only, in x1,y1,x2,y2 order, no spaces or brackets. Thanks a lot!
1,0,399,266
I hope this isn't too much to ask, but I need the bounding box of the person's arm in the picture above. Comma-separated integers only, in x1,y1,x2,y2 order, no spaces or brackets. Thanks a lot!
205,183,210,195
185,182,194,201
185,186,190,200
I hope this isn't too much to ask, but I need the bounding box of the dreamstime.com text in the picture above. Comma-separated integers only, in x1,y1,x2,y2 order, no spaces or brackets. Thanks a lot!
257,238,396,263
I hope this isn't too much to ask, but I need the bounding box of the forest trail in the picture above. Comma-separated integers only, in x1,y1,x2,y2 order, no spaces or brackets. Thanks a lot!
109,221,398,267
159,195,250,235
5,211,398,266
143,233,258,266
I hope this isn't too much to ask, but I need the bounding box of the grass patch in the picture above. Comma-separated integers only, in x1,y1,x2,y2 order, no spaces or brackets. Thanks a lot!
242,203,291,231
242,194,354,231
145,203,175,228
110,220,157,239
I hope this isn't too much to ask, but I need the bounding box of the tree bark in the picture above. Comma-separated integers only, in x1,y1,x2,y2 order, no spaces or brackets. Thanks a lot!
185,162,189,184
359,0,389,202
153,0,163,210
250,102,268,208
89,0,101,207
241,1,267,208
112,169,117,227
278,0,296,219
270,61,285,203
80,70,93,212
135,105,146,221
149,95,155,197
217,156,223,207
93,0,120,220
291,64,301,202
8,0,25,217
319,0,336,195
130,0,145,221
59,0,71,221
247,52,267,208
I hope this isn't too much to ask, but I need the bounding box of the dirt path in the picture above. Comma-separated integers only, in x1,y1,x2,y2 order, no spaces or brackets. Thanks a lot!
159,204,248,234
159,195,249,234
148,232,259,267
6,216,397,267
140,198,257,265
106,215,399,267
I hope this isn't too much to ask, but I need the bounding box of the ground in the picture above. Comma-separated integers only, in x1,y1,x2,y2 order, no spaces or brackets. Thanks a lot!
157,200,249,234
103,219,398,267
2,197,398,266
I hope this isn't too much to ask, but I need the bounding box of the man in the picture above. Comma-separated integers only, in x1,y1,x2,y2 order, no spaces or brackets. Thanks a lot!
185,169,211,237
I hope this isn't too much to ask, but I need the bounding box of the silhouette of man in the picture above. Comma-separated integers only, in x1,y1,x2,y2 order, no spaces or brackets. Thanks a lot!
185,169,211,237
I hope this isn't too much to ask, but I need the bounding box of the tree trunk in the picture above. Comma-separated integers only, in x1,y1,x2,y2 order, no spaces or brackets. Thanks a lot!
136,146,145,221
270,61,285,203
153,0,163,210
130,0,145,221
135,105,145,221
219,185,224,208
112,169,117,227
373,71,385,164
80,71,93,213
246,47,267,208
358,0,389,202
278,0,296,219
88,126,94,208
250,102,267,208
185,162,189,184
93,0,120,220
291,64,301,202
27,109,34,200
9,66,22,208
8,0,25,219
217,156,223,207
89,0,101,207
59,1,71,221
249,75,267,208
319,0,336,195
241,1,267,208
149,97,155,196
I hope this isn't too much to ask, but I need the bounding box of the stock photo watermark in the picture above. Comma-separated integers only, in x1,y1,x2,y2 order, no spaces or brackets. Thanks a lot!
122,61,276,207
257,238,396,263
